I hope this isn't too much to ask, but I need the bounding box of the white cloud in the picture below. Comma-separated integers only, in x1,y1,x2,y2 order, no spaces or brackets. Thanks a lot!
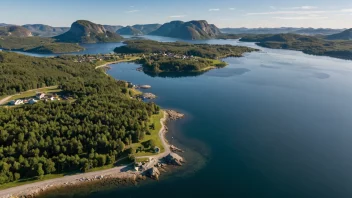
289,6,317,10
126,10,139,13
169,15,186,18
273,16,328,20
229,8,236,11
269,6,276,10
209,8,220,11
341,9,352,12
246,10,327,15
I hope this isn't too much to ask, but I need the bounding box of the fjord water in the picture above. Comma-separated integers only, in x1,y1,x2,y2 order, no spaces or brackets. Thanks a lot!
26,37,352,197
106,40,352,198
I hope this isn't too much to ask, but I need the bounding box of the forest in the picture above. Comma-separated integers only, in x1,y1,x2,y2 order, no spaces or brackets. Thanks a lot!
114,40,257,59
239,34,352,60
0,52,160,184
139,56,227,73
0,37,84,54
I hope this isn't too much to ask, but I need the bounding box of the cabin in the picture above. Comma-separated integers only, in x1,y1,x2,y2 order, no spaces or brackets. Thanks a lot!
36,93,45,100
9,99,23,106
28,99,38,104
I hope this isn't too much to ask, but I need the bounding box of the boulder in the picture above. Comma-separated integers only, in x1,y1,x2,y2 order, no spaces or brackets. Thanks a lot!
146,167,160,180
164,153,184,166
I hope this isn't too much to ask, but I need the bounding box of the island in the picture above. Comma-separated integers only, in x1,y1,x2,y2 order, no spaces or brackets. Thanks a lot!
114,40,258,74
0,51,184,197
239,33,352,60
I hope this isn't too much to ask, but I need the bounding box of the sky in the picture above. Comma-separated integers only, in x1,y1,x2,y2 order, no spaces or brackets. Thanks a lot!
1,0,352,28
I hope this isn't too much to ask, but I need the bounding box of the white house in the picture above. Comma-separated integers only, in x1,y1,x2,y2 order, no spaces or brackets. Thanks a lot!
9,99,23,106
36,93,45,100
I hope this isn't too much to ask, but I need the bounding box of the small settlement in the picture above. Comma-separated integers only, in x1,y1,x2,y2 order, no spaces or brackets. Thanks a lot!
8,92,64,106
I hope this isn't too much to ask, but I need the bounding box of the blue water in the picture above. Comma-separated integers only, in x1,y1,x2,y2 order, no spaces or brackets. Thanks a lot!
21,37,352,197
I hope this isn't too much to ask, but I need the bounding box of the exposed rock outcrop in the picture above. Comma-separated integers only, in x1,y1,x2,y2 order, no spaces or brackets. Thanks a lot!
146,167,160,180
165,110,184,120
163,153,184,166
54,20,123,43
149,20,220,40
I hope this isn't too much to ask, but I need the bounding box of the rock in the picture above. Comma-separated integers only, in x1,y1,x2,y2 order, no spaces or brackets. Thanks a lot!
139,85,151,89
170,145,184,153
165,110,184,120
164,153,184,166
142,93,157,99
146,167,160,180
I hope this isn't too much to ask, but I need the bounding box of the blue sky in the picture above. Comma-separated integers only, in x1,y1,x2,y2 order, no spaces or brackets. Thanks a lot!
1,0,352,28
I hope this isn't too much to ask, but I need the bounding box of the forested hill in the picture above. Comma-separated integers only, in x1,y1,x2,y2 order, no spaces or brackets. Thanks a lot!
55,20,123,43
0,52,160,185
239,34,352,60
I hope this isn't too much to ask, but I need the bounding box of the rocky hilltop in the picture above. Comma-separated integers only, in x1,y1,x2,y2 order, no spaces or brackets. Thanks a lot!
54,20,123,43
149,20,221,40
0,25,32,37
326,29,352,40
117,26,143,35
22,24,69,37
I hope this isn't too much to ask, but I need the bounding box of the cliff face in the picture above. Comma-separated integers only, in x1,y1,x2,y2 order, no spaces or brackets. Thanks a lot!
54,20,123,43
117,26,143,35
0,26,33,37
326,29,352,40
22,24,69,37
149,20,220,40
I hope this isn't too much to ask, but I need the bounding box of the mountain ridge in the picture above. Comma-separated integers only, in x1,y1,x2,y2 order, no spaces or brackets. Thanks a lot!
149,20,221,40
54,20,123,43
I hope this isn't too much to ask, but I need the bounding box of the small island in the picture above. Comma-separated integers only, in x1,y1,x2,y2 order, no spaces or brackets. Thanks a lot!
114,40,257,74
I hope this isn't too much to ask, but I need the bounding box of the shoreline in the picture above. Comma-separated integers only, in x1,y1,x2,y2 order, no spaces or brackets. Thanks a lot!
0,110,182,198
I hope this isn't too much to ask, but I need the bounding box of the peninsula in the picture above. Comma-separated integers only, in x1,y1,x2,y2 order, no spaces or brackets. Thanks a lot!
114,40,257,74
239,33,352,60
0,52,184,197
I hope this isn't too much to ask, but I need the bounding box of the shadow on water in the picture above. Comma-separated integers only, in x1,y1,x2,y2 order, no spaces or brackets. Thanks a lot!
143,70,207,78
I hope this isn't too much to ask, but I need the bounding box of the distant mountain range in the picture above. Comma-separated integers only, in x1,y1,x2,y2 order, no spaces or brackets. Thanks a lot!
326,29,352,40
103,25,123,33
22,24,69,37
149,20,221,40
220,27,345,35
117,26,143,36
0,26,33,37
131,24,161,35
54,20,123,43
117,24,162,36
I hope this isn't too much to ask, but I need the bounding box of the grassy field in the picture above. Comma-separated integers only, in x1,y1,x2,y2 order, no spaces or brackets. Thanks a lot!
131,110,165,157
0,174,64,190
128,88,142,96
135,157,150,163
